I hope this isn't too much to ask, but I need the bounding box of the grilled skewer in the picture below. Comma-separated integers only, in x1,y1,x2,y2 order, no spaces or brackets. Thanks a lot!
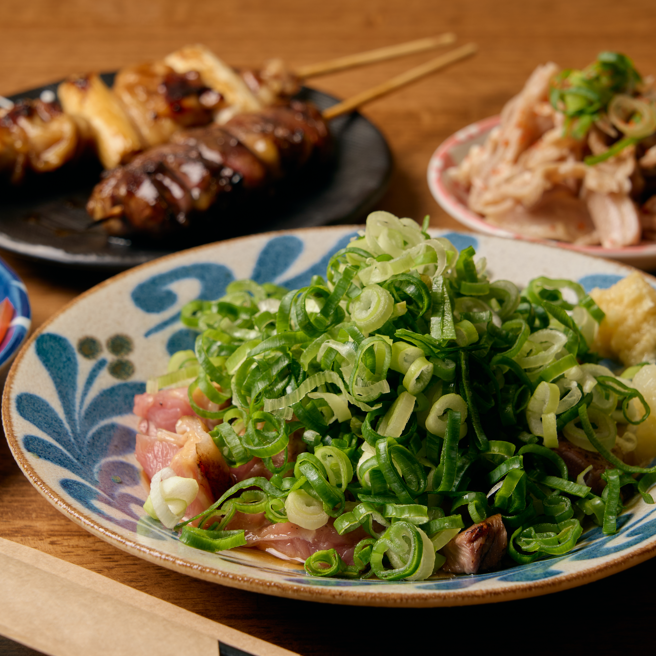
0,36,457,184
87,45,478,239
87,99,330,237
0,45,302,180
2,40,477,240
0,98,85,183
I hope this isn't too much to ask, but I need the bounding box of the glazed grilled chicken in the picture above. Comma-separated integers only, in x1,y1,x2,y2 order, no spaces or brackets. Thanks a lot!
0,44,301,182
240,57,302,107
86,99,331,237
164,44,262,118
112,62,224,149
0,98,85,183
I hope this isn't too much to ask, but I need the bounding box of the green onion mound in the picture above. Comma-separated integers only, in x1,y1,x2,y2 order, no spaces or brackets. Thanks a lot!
158,212,656,580
549,51,652,164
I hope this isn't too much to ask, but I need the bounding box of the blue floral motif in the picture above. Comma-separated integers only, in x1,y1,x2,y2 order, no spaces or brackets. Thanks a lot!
440,232,478,253
492,559,567,583
133,232,359,355
280,232,357,289
18,333,145,531
15,231,362,535
569,510,656,560
579,274,623,292
251,235,304,284
135,263,235,339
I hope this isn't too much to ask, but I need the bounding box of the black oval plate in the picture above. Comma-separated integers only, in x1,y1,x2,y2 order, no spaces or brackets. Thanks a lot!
0,75,391,271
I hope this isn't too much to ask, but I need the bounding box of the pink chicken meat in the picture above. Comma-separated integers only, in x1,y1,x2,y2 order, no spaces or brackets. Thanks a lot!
133,387,363,562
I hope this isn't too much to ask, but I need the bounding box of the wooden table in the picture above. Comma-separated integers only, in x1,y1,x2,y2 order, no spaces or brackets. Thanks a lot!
1,1,656,653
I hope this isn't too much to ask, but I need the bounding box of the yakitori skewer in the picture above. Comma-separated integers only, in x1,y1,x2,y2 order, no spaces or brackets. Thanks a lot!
0,39,467,181
89,44,479,238
295,33,456,79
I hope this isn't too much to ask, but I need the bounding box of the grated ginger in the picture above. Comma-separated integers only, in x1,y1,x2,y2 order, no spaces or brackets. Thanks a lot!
590,271,656,366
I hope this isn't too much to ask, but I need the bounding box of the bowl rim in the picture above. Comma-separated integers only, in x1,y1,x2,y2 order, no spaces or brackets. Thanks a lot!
4,224,656,607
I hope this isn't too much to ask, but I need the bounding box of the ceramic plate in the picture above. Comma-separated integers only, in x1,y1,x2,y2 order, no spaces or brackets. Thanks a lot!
4,226,656,607
428,116,656,271
0,77,391,272
0,256,30,375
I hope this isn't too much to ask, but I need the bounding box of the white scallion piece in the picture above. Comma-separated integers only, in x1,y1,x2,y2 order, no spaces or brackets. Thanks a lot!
145,467,199,529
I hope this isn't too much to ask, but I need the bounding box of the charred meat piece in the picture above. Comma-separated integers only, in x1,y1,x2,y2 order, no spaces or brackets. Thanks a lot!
222,100,328,177
113,62,224,148
555,440,613,495
87,100,330,237
87,127,267,237
171,124,269,191
170,416,234,519
3,45,304,186
0,107,29,182
0,99,83,183
260,99,330,166
164,44,262,120
442,514,508,574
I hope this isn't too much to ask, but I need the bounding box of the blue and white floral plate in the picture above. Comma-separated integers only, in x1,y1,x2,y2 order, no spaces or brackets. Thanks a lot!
0,256,31,376
3,226,656,607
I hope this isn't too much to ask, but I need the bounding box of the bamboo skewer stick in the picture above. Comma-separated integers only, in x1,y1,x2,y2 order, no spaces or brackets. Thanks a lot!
296,33,456,80
322,43,477,121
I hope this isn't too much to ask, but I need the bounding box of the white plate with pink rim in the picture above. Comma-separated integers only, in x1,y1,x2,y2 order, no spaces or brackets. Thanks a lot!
428,116,656,272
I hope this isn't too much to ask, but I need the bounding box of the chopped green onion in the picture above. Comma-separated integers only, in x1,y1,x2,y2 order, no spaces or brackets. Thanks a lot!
142,210,656,580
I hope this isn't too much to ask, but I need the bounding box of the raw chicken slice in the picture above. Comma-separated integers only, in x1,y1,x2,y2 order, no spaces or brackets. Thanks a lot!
227,512,367,565
170,416,233,519
133,385,226,434
133,387,194,433
231,430,306,482
135,428,185,480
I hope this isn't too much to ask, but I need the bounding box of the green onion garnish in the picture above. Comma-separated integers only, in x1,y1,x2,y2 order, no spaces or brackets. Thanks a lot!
144,211,656,580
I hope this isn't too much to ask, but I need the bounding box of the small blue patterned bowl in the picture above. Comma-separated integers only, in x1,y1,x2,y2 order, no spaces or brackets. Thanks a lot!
0,256,30,375
3,227,656,607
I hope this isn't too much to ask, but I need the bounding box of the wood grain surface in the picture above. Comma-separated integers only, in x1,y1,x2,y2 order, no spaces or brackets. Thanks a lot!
1,1,656,654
